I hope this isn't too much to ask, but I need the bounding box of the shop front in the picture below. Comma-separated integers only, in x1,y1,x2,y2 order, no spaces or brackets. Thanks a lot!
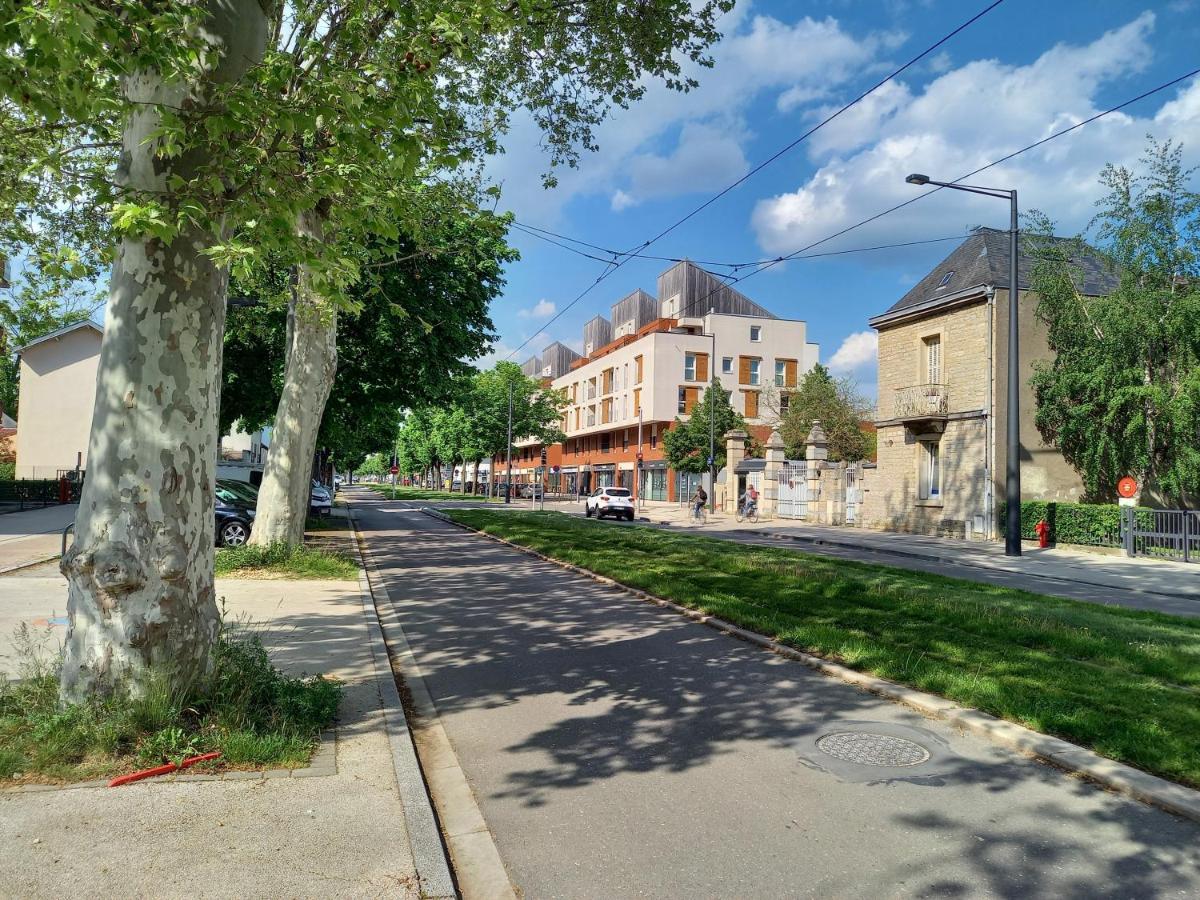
640,462,668,502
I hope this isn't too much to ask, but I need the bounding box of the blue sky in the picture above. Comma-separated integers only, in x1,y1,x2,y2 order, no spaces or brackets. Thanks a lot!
480,0,1200,397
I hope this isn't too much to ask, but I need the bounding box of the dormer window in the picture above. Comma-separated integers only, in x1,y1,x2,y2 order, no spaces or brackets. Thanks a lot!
936,270,955,289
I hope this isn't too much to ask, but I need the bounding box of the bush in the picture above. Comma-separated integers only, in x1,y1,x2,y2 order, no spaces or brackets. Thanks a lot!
0,461,15,481
0,629,341,782
997,500,1154,547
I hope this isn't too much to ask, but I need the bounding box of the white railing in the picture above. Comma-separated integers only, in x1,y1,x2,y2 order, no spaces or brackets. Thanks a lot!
894,383,947,419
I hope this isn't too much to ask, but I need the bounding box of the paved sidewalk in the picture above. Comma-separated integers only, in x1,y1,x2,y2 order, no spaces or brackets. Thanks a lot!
0,575,424,899
0,503,77,572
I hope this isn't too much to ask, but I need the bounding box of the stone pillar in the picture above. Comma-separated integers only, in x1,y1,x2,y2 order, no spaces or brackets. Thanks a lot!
724,429,748,515
805,421,828,523
761,429,786,520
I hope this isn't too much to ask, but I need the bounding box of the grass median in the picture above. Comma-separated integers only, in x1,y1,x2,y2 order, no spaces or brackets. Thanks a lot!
445,508,1200,789
215,543,358,580
366,485,499,502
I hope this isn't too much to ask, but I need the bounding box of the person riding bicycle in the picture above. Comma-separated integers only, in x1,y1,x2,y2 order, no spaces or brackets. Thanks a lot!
738,484,759,517
690,484,708,519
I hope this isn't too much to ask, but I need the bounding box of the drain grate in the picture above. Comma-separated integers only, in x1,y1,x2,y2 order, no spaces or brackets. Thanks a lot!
816,731,931,768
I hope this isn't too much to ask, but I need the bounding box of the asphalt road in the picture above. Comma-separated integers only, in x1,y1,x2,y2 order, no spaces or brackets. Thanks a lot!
352,492,1200,899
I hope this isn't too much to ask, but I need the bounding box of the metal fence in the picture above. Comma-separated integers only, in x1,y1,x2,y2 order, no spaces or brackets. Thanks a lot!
1122,507,1200,563
0,471,85,510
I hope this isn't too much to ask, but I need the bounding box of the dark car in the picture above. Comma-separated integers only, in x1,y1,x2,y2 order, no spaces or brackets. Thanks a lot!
215,482,256,546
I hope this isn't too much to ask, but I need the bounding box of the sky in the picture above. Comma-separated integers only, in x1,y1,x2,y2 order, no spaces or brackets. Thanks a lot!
477,0,1200,398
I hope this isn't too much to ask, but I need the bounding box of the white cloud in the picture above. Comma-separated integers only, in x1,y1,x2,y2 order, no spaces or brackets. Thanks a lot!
614,122,751,210
828,330,878,373
751,13,1200,256
487,12,903,224
517,299,556,319
472,341,518,369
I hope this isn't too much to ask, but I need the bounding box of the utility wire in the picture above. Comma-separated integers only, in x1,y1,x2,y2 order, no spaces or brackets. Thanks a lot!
503,0,1006,359
663,64,1200,325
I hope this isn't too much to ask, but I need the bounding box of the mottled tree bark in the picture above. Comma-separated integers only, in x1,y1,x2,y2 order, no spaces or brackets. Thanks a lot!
60,0,268,703
248,209,338,547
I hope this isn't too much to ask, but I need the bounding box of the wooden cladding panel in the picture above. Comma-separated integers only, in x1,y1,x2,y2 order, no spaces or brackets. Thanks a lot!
742,389,760,419
695,352,709,383
684,387,700,414
738,355,753,385
783,358,798,387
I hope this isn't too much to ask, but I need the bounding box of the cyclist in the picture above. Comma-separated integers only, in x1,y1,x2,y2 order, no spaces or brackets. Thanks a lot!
739,484,759,518
690,484,708,521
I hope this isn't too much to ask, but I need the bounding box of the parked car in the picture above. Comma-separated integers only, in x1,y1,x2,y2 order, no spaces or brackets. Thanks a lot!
519,483,544,499
584,486,634,520
310,480,332,516
215,483,256,546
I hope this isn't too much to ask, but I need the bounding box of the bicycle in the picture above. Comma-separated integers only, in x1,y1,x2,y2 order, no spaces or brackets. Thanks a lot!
690,503,708,526
735,501,759,524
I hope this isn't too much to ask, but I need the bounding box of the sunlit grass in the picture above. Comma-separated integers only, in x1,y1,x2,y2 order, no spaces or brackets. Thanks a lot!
446,508,1200,789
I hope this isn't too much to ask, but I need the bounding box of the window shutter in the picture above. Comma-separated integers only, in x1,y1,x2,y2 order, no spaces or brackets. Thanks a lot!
685,387,699,413
696,353,709,382
634,355,643,383
633,388,641,415
926,337,941,384
739,356,751,384
743,390,759,418
785,359,798,387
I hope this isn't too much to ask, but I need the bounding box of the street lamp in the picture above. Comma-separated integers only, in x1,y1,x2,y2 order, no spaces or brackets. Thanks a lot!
905,173,1022,557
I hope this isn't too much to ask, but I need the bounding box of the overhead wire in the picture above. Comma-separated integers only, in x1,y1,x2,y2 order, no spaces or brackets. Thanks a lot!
503,0,1007,359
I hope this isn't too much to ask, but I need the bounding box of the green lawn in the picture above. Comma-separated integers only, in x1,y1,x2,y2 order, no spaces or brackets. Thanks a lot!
367,485,499,502
445,508,1200,789
215,543,358,580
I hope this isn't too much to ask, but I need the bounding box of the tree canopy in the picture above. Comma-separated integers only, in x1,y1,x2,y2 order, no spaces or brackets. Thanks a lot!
1028,139,1200,505
779,364,872,462
663,379,745,474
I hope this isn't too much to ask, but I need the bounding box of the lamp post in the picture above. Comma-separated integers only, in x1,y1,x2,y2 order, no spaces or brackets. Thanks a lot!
905,173,1021,557
504,379,513,504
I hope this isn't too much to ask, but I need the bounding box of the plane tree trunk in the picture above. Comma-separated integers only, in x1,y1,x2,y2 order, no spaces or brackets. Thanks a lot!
248,209,338,547
60,0,267,703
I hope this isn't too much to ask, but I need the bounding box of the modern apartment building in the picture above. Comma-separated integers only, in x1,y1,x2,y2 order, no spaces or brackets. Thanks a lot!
506,261,818,501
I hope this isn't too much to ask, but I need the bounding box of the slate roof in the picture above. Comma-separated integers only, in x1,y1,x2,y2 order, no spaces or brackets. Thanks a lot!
870,227,1119,326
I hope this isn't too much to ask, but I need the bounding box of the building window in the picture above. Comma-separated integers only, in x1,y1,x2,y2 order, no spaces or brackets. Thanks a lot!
750,325,762,342
634,354,644,384
684,352,697,382
601,433,611,453
678,387,687,413
622,431,629,451
650,426,658,449
918,440,941,500
749,358,761,386
924,335,942,384
775,360,786,387
780,393,790,414
722,356,733,374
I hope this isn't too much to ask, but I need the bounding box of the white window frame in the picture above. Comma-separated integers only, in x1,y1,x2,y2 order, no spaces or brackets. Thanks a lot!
918,439,941,501
678,387,687,414
684,352,697,382
924,334,942,385
774,360,786,387
750,325,762,342
748,358,761,386
721,356,733,374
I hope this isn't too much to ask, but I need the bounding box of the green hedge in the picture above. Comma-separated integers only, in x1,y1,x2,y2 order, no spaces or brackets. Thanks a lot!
998,500,1153,548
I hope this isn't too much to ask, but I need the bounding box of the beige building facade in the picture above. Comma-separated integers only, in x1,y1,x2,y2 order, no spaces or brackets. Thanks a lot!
14,322,102,479
861,228,1117,539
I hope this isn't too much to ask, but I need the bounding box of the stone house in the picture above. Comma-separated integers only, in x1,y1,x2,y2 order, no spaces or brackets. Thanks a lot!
859,228,1118,539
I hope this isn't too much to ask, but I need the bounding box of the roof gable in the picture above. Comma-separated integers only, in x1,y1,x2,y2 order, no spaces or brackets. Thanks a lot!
16,320,103,355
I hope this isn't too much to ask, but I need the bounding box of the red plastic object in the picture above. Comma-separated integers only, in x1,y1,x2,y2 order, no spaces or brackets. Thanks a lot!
108,751,221,787
1035,519,1051,549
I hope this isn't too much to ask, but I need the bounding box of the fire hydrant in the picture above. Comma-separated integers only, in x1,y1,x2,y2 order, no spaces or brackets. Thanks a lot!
1034,519,1051,549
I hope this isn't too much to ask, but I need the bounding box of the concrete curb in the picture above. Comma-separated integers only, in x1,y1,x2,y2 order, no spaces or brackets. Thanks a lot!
425,507,1200,826
349,505,516,900
346,532,458,900
0,554,60,576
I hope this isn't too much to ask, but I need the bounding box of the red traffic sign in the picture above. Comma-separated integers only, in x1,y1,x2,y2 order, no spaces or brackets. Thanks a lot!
1117,476,1137,499
389,465,399,475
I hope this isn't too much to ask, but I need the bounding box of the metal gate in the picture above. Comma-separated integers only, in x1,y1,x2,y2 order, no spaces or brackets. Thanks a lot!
777,461,807,519
845,465,860,524
1122,507,1200,562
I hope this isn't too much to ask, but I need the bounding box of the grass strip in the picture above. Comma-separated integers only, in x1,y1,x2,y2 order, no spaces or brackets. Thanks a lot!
215,543,358,580
0,627,340,784
365,485,499,502
444,508,1200,789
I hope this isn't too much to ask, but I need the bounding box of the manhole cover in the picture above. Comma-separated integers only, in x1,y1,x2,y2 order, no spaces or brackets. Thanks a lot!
816,731,931,767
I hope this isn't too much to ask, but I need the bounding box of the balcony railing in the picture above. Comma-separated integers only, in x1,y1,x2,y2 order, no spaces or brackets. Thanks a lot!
893,383,948,420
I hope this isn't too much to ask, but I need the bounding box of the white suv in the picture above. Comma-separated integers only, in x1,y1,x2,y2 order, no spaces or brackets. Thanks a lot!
584,487,635,521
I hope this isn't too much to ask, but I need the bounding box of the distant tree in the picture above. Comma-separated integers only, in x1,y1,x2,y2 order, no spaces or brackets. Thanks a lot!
1028,138,1200,504
779,364,872,462
358,453,388,479
397,408,438,485
470,363,566,489
663,379,745,474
